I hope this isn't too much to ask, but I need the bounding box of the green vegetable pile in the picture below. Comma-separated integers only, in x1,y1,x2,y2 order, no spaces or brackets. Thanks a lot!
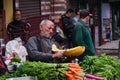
0,62,68,80
79,53,120,80
11,56,21,63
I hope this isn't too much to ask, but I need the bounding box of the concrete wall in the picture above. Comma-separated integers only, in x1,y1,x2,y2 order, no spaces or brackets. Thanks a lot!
3,0,13,27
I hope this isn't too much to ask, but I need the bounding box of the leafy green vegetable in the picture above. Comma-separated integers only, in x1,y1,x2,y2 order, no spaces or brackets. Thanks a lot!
79,53,120,80
0,62,69,80
11,56,21,63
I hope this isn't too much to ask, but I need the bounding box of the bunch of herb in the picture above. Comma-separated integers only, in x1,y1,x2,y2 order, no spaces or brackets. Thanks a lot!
11,56,21,63
79,53,120,80
0,62,69,80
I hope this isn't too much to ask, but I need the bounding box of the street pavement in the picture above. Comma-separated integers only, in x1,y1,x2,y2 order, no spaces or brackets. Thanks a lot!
96,39,120,58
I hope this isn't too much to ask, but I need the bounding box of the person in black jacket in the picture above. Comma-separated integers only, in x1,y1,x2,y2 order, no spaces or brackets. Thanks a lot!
61,9,75,48
7,9,26,43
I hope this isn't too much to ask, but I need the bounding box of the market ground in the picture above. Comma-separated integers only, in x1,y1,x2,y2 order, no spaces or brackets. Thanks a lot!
96,39,120,59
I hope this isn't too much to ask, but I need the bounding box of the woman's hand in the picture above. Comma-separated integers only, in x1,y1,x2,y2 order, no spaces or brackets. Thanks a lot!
12,52,18,57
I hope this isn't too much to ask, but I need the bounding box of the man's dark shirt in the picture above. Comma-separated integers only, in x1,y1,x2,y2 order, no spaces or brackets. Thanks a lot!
7,20,26,41
61,15,75,41
61,15,75,48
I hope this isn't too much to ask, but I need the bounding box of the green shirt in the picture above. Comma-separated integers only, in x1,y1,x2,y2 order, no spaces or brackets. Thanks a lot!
74,21,95,60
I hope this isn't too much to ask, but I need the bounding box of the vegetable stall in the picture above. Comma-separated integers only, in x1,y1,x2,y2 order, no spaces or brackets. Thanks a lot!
0,44,120,80
1,53,120,80
0,62,84,80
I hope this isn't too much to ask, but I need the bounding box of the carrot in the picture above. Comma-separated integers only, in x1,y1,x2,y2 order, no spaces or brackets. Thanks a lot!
69,68,79,74
65,63,85,80
69,67,81,71
74,75,83,80
69,65,83,74
66,78,75,80
65,71,73,76
69,63,80,68
65,72,74,80
67,71,73,74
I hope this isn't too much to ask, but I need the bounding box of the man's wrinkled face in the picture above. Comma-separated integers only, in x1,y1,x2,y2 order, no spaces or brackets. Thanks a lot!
15,11,22,21
40,21,55,38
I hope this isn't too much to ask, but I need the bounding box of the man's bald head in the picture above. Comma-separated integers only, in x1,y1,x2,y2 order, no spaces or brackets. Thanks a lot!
39,20,54,26
39,20,55,38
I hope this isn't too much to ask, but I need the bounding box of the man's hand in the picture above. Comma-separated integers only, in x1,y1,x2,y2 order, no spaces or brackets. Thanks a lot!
52,51,65,58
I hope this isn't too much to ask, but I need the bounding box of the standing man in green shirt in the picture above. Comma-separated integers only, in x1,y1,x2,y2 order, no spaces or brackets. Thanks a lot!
74,10,95,61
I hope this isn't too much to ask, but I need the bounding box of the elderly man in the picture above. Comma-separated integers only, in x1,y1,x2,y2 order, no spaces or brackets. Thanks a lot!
27,20,64,63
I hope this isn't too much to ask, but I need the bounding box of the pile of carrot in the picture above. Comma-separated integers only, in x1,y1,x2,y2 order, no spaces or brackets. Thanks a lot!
65,63,84,80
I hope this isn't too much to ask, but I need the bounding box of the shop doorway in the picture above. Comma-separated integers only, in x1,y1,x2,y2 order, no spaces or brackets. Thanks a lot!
111,2,120,40
0,0,3,38
114,4,120,39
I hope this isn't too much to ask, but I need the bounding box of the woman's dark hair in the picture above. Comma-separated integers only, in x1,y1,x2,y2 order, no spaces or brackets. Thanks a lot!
66,9,74,14
80,10,90,19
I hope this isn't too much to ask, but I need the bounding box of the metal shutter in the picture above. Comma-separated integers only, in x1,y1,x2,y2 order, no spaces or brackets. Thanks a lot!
19,0,41,20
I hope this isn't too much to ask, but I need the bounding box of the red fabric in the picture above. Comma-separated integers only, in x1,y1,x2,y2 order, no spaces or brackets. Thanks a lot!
0,57,5,69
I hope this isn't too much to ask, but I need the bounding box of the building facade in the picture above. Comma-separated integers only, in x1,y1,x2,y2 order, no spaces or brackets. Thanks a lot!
69,0,120,46
0,0,120,45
